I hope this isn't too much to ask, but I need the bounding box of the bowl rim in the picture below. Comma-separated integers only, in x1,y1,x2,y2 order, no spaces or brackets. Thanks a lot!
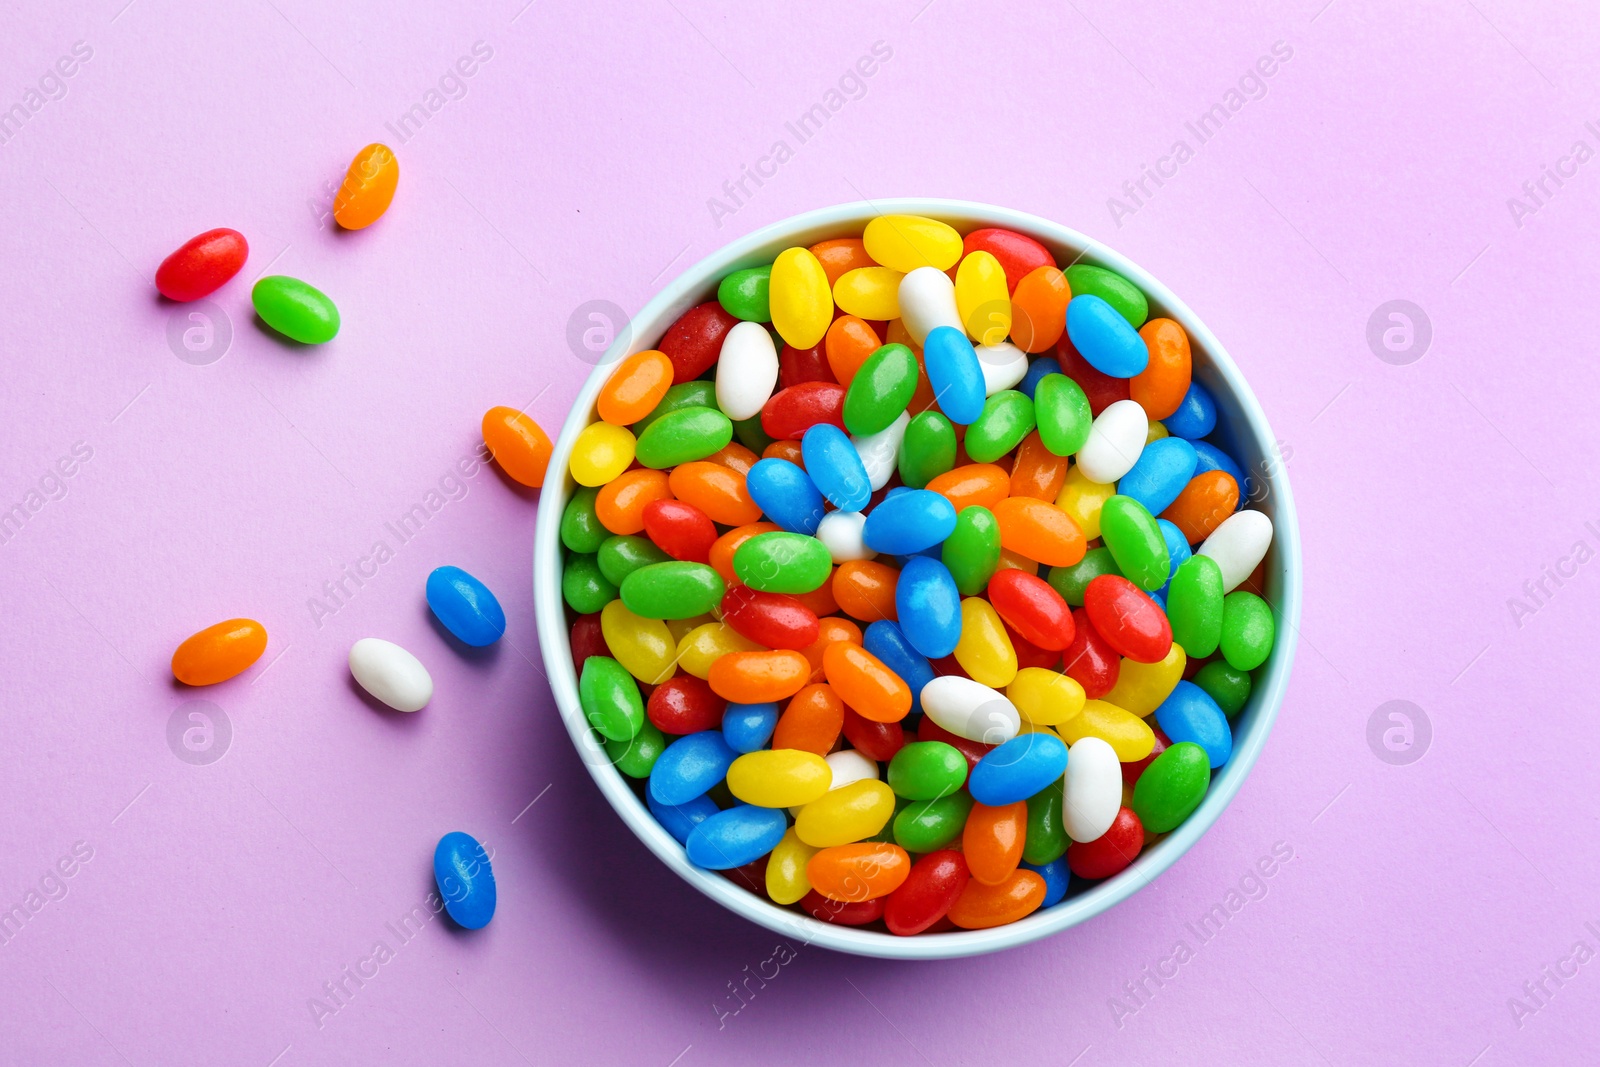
533,198,1302,960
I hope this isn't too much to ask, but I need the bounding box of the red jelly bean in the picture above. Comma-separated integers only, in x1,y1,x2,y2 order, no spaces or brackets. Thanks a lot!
885,849,971,936
1062,607,1120,698
659,301,738,382
1003,619,1061,671
155,228,248,302
916,716,994,771
641,499,717,564
570,613,609,674
961,228,1055,292
840,707,906,762
1066,807,1145,880
1056,335,1129,416
1084,575,1173,664
779,340,836,389
721,588,820,651
800,889,885,925
647,675,725,735
761,382,847,441
987,570,1075,651
1121,724,1170,787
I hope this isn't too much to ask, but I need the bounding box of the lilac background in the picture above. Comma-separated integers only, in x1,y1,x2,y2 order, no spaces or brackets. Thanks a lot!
1,0,1596,1063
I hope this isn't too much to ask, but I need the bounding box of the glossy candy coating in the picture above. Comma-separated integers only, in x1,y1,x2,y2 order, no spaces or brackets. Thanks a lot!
1063,264,1147,327
579,656,646,742
887,742,968,800
762,382,846,440
955,250,1011,345
885,850,970,935
716,321,780,420
1067,294,1149,378
727,749,832,807
1008,266,1070,352
620,561,725,619
1046,545,1119,606
968,732,1068,807
1132,741,1211,833
1058,699,1155,761
687,805,788,869
899,411,958,488
1194,660,1252,716
434,832,495,929
942,505,1001,596
1067,807,1144,880
769,247,833,350
1154,681,1233,768
795,779,897,847
801,423,872,511
863,214,962,272
155,228,248,301
1005,667,1086,726
171,618,267,685
965,391,1035,463
348,637,432,712
963,800,1027,885
833,266,903,320
1062,736,1122,842
987,570,1074,650
807,842,911,901
895,556,962,658
599,350,675,426
1131,318,1191,419
1167,555,1225,657
920,676,1021,744
745,458,825,534
252,275,339,344
426,566,505,646
718,266,771,322
1220,591,1275,670
1119,437,1198,516
333,143,399,229
482,406,553,487
843,343,919,436
953,597,1018,688
1099,496,1171,592
922,326,986,424
734,532,833,593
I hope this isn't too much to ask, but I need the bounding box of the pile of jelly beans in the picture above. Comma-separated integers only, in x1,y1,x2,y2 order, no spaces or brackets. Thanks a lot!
562,215,1277,936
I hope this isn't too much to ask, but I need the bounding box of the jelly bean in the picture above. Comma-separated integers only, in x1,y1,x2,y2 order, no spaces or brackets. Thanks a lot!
597,535,670,586
1060,699,1156,761
898,266,962,346
1030,375,1091,459
155,228,248,301
801,424,872,511
1054,466,1117,541
1006,667,1086,727
676,622,760,679
333,143,399,229
620,561,724,620
1194,660,1252,716
722,588,819,651
348,637,432,712
852,411,908,491
833,559,900,622
598,351,674,428
1118,437,1198,517
1009,432,1070,501
732,531,832,594
806,842,911,902
650,730,737,805
761,381,846,440
863,214,962,272
963,800,1027,885
1007,265,1070,353
171,618,267,685
1164,470,1239,544
965,391,1035,463
991,496,1086,567
606,720,667,778
252,275,339,344
718,265,771,322
642,499,716,564
570,422,637,486
1100,495,1171,591
920,676,1021,744
1018,355,1061,399
1062,607,1120,698
596,470,672,535
1191,441,1247,501
426,566,505,646
954,597,1018,688
715,321,780,420
1154,681,1232,768
800,890,886,925
745,458,825,534
481,406,553,489
1166,555,1224,657
570,612,609,674
964,228,1053,288
661,302,739,382
1077,399,1148,484
841,343,917,436
666,462,759,527
1085,575,1172,663
942,505,1001,595
795,778,896,847
1059,735,1120,842
888,741,968,800
1164,380,1218,439
927,463,1010,512
1102,643,1185,717
824,315,882,385
434,832,495,929
1131,741,1210,833
987,570,1074,650
708,646,811,702
955,250,1011,345
1066,806,1144,880
823,642,912,723
921,325,986,425
649,791,720,845
779,339,834,389
769,247,833,349
969,732,1067,807
898,411,958,488
1023,780,1068,864
1220,591,1275,670
892,792,973,853
648,674,725,734
1067,294,1149,378
768,684,841,755
862,621,935,713
766,828,820,904
634,407,733,469
885,850,970,935
862,489,956,555
564,553,618,614
1063,264,1147,327
1022,857,1071,906
1131,318,1192,419
635,381,718,433
811,237,875,284
1005,621,1060,672
833,265,903,320
727,748,832,807
894,556,961,657
1198,509,1274,592
578,656,645,742
709,523,779,584
687,804,788,869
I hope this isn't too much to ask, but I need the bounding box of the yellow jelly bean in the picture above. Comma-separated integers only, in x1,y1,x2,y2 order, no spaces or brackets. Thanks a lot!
953,597,1018,689
769,247,833,350
862,214,963,273
570,422,636,487
1055,465,1117,541
766,828,819,905
675,622,760,679
1006,667,1087,726
955,250,1011,346
1146,420,1170,444
1058,699,1156,761
795,779,896,847
728,749,833,808
600,600,676,684
832,266,903,320
665,614,712,644
1102,643,1187,717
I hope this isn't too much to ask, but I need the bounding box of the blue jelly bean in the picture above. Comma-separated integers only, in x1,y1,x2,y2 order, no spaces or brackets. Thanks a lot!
685,804,787,869
722,702,779,753
433,831,496,929
1154,681,1233,768
862,489,957,555
648,791,720,844
1192,440,1245,489
746,458,825,534
425,566,506,647
895,556,962,658
1066,295,1149,378
649,730,737,805
863,621,935,714
1017,355,1061,399
1118,437,1197,516
1021,857,1071,907
968,732,1068,806
800,424,871,512
1164,381,1218,439
1156,519,1191,596
922,325,985,425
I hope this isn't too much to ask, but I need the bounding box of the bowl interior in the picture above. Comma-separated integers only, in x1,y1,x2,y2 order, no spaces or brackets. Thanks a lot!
533,199,1301,960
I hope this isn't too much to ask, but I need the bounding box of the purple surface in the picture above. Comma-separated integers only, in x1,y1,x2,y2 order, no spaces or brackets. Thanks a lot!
2,1,1596,1064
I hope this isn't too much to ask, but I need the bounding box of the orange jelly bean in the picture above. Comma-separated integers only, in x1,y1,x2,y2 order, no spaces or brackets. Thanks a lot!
708,649,811,702
1131,318,1192,420
992,497,1087,567
762,439,805,467
947,869,1047,928
332,143,399,230
481,406,553,488
596,469,673,534
793,574,839,619
710,522,780,584
773,682,846,754
172,618,268,686
927,463,1010,511
809,238,875,285
825,315,882,385
963,800,1027,885
807,842,911,901
1008,433,1070,501
995,548,1040,576
1008,266,1070,353
1162,470,1239,544
597,350,674,425
705,441,759,475
667,462,762,526
801,616,863,682
832,560,900,622
822,642,912,723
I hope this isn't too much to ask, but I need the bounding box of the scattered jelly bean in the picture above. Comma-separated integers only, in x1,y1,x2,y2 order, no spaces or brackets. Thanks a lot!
1191,441,1247,502
252,275,339,344
155,228,248,301
992,496,1086,568
482,406,553,488
766,828,820,904
968,732,1067,807
927,463,1010,512
823,641,912,723
332,143,399,229
1018,355,1062,398
1063,264,1148,327
1046,545,1120,606
762,381,846,440
1132,741,1211,833
433,832,495,929
893,792,973,853
565,553,619,614
922,325,986,424
171,618,267,685
348,637,432,712
1067,294,1149,378
835,559,901,622
1021,857,1071,907
569,422,636,487
1220,591,1275,670
1062,607,1121,698
426,566,504,646
769,247,833,350
988,569,1074,650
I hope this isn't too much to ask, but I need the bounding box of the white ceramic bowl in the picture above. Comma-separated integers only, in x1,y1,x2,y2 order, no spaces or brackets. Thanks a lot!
533,199,1301,959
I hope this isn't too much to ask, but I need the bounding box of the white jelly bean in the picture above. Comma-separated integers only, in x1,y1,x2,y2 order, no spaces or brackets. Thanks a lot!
976,341,1029,395
1062,736,1121,843
349,637,433,712
852,410,908,491
1076,399,1148,483
919,676,1021,745
715,320,779,420
898,266,961,345
1198,509,1274,592
816,509,877,563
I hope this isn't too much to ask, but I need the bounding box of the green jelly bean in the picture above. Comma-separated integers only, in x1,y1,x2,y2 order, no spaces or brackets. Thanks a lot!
1023,779,1068,865
597,535,671,587
1220,592,1275,671
843,344,918,436
633,381,718,434
578,656,644,743
620,561,726,620
1166,555,1224,657
563,553,617,614
942,505,1000,596
1193,660,1252,717
965,390,1036,464
1046,545,1121,606
1064,264,1148,328
1099,495,1169,591
1132,741,1210,833
605,720,666,778
1034,374,1093,457
252,275,340,344
887,742,968,800
732,532,832,593
893,792,973,853
561,487,607,554
718,265,771,322
732,412,774,453
634,406,733,468
899,411,958,488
